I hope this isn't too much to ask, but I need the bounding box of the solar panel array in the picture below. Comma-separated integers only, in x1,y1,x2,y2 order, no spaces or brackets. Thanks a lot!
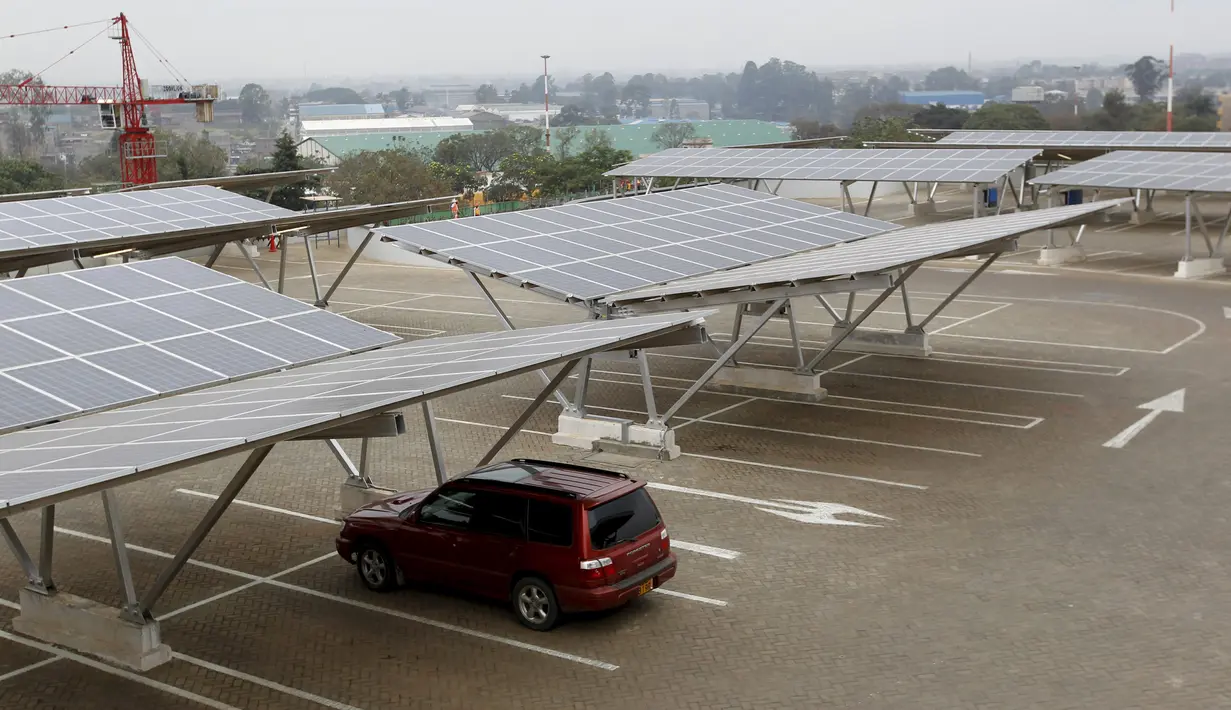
0,186,293,259
0,311,707,512
938,131,1231,151
0,257,398,433
605,147,1039,183
1030,151,1231,193
376,184,896,301
607,200,1130,305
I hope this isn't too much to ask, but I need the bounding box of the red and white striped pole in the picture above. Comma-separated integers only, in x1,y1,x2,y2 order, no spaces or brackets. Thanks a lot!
1166,0,1175,132
541,54,551,149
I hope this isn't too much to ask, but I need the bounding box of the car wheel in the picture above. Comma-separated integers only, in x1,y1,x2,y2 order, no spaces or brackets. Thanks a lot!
512,576,559,631
356,543,397,592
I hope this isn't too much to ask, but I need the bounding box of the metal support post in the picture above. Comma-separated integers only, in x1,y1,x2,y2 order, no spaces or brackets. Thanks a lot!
1184,194,1193,262
139,445,274,619
671,177,681,191
636,349,658,422
72,255,86,269
277,234,289,294
769,180,783,196
1046,192,1057,247
325,439,364,482
38,506,55,594
1216,203,1231,255
784,301,805,370
239,242,272,290
101,490,140,619
899,277,915,329
752,179,762,193
358,437,370,480
0,519,41,589
467,272,571,407
994,177,1007,215
204,242,226,269
644,177,654,195
658,299,787,425
1146,190,1155,211
815,294,842,323
863,182,878,217
840,182,855,213
972,183,981,218
902,182,917,205
422,401,448,484
1191,199,1215,256
303,234,323,304
913,253,1000,332
842,292,856,324
928,182,939,201
804,265,921,372
477,360,579,467
571,356,592,416
318,229,376,307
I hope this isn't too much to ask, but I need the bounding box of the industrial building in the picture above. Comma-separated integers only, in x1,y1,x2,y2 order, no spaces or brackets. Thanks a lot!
300,117,473,138
899,90,986,110
297,103,387,120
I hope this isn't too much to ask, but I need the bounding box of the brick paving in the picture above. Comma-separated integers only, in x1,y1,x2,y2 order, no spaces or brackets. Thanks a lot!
1,239,1230,709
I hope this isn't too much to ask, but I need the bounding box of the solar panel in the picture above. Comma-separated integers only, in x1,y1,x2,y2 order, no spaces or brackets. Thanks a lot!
0,311,709,513
0,186,293,261
606,199,1131,306
938,131,1231,151
0,257,399,433
376,184,896,301
605,147,1039,183
1030,151,1231,193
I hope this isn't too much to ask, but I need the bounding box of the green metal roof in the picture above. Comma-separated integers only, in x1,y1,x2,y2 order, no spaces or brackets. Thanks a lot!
306,131,464,158
564,120,792,157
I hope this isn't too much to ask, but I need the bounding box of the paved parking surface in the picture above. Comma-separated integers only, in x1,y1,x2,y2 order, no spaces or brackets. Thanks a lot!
2,225,1231,709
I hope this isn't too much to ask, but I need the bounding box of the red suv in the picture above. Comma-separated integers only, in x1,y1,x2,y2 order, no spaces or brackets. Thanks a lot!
336,458,677,630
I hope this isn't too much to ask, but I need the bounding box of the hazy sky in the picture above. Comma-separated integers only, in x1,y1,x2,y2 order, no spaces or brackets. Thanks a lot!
3,0,1227,88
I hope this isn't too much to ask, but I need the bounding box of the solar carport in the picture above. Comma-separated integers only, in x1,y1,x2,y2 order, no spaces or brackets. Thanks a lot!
0,257,709,671
605,147,1041,218
1030,151,1231,278
375,183,1126,458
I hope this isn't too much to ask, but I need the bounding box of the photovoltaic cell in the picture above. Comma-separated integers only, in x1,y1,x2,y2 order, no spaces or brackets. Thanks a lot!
1029,151,1231,193
0,257,399,433
376,184,897,301
937,131,1231,151
605,147,1039,183
0,311,709,513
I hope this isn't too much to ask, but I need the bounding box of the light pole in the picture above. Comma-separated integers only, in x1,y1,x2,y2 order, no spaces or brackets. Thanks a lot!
541,55,551,149
1166,0,1175,132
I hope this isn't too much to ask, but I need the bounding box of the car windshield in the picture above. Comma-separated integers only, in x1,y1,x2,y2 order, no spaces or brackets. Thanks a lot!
587,488,659,550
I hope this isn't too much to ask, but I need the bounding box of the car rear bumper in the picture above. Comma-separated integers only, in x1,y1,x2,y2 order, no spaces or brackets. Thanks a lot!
556,554,677,613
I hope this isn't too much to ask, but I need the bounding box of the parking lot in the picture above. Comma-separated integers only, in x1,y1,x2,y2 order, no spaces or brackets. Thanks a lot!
2,234,1231,709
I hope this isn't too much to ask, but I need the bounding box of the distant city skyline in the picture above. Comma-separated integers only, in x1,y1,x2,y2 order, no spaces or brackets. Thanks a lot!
2,0,1227,90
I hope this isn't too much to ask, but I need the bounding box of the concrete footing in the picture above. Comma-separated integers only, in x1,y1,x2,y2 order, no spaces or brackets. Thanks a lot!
708,366,827,402
1037,245,1086,266
334,481,396,520
224,242,259,260
911,201,938,217
13,589,171,671
552,414,680,460
829,325,932,357
1174,257,1226,279
1130,209,1156,226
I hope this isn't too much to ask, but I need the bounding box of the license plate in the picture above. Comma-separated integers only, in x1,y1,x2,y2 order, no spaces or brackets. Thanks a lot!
637,579,654,596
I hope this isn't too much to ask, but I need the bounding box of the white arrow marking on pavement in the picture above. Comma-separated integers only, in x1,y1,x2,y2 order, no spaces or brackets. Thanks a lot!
647,482,891,527
1102,389,1185,449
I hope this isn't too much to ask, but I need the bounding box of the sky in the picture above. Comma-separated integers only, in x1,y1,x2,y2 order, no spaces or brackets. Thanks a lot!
2,0,1228,89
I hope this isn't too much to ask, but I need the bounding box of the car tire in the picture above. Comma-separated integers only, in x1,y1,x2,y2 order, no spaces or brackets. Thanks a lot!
512,576,559,631
356,543,398,593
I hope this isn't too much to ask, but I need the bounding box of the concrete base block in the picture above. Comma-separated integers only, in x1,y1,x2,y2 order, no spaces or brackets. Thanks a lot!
334,482,396,520
1130,209,1156,226
1037,245,1086,266
224,241,259,259
709,367,827,402
829,326,932,357
552,415,679,460
13,589,171,671
1174,257,1226,279
911,201,938,217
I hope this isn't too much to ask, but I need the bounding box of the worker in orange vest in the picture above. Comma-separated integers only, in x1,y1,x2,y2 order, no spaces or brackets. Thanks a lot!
450,199,459,219
473,204,481,217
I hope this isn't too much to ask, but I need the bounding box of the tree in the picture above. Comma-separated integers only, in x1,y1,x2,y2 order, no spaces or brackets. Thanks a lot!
0,69,49,159
0,158,62,195
390,87,411,111
434,126,543,172
73,152,123,185
553,104,589,127
912,103,971,129
495,151,556,197
303,87,365,104
555,126,581,157
154,130,227,180
581,128,614,151
429,161,483,194
842,117,921,147
790,119,841,140
652,122,697,150
238,83,271,125
592,72,620,115
327,149,451,205
237,131,313,210
963,103,1050,130
475,84,500,103
1124,56,1166,102
923,67,981,92
621,80,651,117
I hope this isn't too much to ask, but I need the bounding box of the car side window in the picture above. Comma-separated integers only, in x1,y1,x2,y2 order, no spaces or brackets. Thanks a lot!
527,499,573,547
417,489,477,530
467,491,526,539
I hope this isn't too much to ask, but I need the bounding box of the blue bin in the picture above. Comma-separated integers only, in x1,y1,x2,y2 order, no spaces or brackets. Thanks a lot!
1062,189,1083,205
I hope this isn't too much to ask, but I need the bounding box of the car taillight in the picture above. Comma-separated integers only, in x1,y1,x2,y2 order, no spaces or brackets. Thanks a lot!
579,557,612,583
660,527,670,552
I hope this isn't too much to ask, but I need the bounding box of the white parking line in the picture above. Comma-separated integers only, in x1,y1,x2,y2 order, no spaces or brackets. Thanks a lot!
670,540,741,560
0,630,242,710
653,589,728,607
0,657,61,684
930,302,1013,334
173,653,366,710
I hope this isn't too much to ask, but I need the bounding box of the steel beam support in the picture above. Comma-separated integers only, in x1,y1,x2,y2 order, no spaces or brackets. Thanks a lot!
477,359,579,467
659,298,786,425
840,182,855,213
928,182,939,201
276,234,289,294
1191,199,1215,256
815,294,842,323
0,519,40,588
467,272,571,407
317,229,375,307
913,253,1000,332
902,182,917,205
238,242,272,290
325,438,364,481
769,180,783,196
842,292,856,324
972,183,981,218
571,356,593,416
863,182,879,217
804,265,921,372
139,445,274,620
899,277,915,329
636,349,658,422
72,255,86,270
1217,203,1231,255
784,300,805,370
358,437,371,480
422,401,448,484
303,234,323,304
101,490,140,619
203,242,226,269
1184,194,1193,262
38,506,55,594
994,177,1007,215
671,177,681,191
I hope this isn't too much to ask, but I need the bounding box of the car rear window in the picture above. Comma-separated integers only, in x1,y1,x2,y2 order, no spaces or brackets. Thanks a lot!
587,488,660,550
527,499,573,547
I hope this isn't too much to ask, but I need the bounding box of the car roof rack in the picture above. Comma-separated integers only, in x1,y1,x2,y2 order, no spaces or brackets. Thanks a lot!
509,458,631,480
461,477,579,499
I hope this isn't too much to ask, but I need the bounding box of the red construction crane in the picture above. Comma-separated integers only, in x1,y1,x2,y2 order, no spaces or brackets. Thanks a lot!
0,13,217,186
